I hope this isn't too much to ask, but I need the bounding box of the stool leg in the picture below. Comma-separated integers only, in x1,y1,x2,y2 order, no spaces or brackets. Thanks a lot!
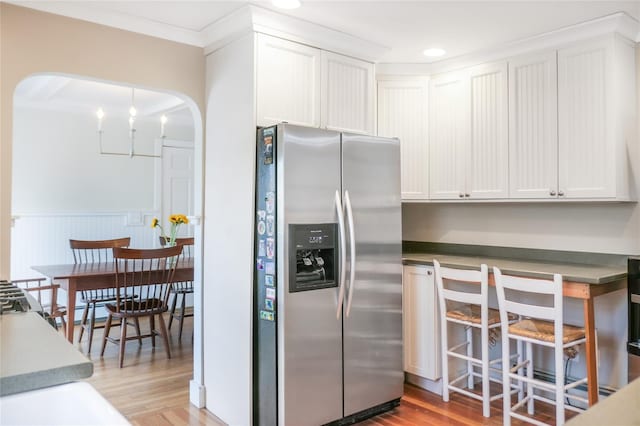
555,342,565,425
526,341,534,415
467,327,474,390
502,333,511,426
517,339,525,402
441,320,450,402
481,324,490,418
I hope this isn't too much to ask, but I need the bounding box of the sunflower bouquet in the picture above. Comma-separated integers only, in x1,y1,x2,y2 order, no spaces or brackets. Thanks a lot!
151,214,189,246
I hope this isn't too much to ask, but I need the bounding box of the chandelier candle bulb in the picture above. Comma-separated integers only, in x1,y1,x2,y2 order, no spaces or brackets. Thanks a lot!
161,115,167,138
96,108,104,132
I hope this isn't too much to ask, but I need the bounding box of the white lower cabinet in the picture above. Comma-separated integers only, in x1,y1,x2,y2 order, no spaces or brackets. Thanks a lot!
402,264,441,380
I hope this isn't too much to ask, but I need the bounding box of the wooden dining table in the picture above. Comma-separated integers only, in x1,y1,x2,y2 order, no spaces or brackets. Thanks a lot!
31,257,194,344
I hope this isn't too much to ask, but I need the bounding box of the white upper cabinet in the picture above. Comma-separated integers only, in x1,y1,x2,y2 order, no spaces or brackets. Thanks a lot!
377,78,429,200
467,62,509,199
321,51,375,134
256,34,321,128
429,70,469,200
429,62,507,200
508,51,558,199
557,36,634,200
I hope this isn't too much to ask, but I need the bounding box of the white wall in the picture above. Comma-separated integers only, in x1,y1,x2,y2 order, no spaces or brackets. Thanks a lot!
12,105,193,214
401,44,640,390
203,33,256,425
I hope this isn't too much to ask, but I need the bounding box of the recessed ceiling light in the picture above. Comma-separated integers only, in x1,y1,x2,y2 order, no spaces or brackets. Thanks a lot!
272,0,301,9
423,48,446,58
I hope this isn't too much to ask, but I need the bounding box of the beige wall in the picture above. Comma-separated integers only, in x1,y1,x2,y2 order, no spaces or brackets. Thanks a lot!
403,43,640,257
0,4,205,278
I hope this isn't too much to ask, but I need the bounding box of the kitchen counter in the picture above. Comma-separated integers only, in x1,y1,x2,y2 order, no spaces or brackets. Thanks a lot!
403,252,627,284
0,312,93,396
565,377,640,425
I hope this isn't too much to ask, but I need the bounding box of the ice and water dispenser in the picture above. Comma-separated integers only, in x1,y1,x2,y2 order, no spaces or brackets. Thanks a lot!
288,224,338,293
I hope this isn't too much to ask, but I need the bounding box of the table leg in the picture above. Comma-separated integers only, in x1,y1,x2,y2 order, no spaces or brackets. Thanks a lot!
67,280,77,344
583,297,598,406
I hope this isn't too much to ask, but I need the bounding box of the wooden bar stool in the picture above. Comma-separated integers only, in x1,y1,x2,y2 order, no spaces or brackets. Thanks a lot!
434,260,518,418
494,267,589,426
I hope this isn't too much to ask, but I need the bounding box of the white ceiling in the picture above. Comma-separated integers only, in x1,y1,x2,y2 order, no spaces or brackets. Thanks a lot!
14,75,192,122
9,1,640,63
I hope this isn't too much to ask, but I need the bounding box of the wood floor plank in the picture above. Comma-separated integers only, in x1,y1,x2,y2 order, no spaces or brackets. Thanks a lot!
78,316,577,425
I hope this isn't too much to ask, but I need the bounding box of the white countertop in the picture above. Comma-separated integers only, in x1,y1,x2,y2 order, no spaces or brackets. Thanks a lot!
0,381,129,425
0,312,93,396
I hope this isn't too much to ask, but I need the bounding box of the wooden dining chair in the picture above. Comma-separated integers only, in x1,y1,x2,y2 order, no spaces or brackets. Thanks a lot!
12,277,67,334
101,245,183,368
70,237,136,352
159,236,194,341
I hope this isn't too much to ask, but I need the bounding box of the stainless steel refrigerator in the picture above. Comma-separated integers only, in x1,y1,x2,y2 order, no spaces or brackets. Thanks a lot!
253,124,403,426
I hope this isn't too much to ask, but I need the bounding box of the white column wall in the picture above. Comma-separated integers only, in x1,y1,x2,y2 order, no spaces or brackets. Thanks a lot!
203,33,256,425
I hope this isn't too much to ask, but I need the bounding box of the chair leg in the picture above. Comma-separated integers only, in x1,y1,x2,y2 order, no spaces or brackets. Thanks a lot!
87,302,96,353
168,293,177,331
78,303,89,343
101,314,113,357
526,342,534,415
119,317,127,368
481,324,490,418
178,293,186,341
467,327,474,390
150,314,156,347
134,318,143,346
157,313,172,360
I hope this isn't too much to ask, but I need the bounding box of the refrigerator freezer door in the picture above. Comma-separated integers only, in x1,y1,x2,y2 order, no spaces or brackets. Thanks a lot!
277,125,344,426
341,133,404,416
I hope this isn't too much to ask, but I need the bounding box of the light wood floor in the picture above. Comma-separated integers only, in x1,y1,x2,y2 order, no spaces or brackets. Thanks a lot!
77,316,575,426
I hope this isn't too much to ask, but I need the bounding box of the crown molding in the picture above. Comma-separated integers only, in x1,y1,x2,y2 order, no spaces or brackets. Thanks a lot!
203,5,389,62
8,1,204,47
377,11,640,76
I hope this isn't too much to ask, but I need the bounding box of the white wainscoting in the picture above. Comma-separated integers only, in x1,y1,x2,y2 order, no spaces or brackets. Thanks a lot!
10,212,162,280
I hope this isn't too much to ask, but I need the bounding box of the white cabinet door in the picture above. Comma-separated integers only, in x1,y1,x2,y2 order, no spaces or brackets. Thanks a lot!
429,71,469,200
402,265,440,380
558,38,614,199
256,34,321,128
321,51,374,134
508,51,558,199
377,78,429,200
467,62,509,199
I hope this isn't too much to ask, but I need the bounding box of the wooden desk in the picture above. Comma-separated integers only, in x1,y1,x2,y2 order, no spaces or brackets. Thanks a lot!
404,252,628,407
31,258,194,345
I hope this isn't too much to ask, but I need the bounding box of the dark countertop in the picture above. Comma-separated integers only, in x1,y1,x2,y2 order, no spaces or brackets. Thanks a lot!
0,312,93,396
565,377,640,425
403,252,627,284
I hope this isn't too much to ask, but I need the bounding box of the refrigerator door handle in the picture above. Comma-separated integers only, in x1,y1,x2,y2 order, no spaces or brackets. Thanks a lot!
344,190,356,317
335,190,347,319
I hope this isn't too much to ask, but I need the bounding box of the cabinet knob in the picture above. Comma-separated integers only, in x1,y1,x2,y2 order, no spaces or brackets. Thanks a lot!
558,190,565,197
465,193,470,198
550,190,557,196
427,270,432,275
459,193,464,198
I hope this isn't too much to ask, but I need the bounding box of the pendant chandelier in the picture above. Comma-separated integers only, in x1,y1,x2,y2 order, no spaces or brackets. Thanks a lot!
96,88,167,158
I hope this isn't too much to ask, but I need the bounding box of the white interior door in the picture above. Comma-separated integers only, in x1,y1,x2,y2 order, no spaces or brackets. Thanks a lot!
162,141,194,238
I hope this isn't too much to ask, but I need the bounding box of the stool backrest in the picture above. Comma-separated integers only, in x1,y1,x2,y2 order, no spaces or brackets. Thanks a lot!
493,267,564,347
434,259,489,306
